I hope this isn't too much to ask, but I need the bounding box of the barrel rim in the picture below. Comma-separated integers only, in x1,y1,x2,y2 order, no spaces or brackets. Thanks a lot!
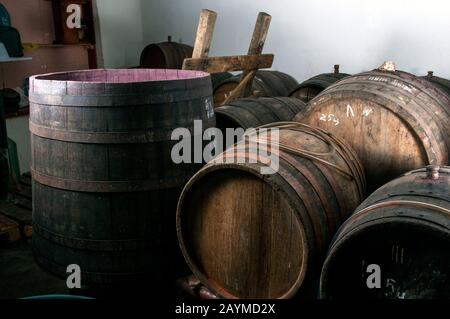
30,68,210,84
176,162,310,299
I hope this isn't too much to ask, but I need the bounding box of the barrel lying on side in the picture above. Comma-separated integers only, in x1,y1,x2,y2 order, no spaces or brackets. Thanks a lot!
289,65,350,102
30,69,215,291
294,62,450,192
213,71,298,106
422,71,450,96
320,165,450,299
215,97,306,132
140,36,193,69
210,72,233,91
177,122,365,299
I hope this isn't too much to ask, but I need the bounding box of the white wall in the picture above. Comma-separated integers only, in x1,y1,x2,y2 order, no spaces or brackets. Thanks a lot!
140,0,450,81
94,0,144,68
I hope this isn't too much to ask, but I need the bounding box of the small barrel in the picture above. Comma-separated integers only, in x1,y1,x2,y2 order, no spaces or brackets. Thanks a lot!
294,62,450,192
140,36,193,69
177,122,365,299
213,70,298,106
29,69,215,290
422,71,450,96
289,65,350,102
320,165,450,299
215,97,306,131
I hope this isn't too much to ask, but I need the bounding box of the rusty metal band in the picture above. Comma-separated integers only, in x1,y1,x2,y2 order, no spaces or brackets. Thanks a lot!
31,168,186,193
29,121,214,144
33,223,157,251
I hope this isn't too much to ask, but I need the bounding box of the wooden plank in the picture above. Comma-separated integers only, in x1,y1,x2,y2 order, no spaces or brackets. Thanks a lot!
191,9,217,59
11,185,32,200
9,193,32,211
20,175,32,187
221,71,257,105
0,201,32,237
0,213,21,242
183,54,273,73
241,12,272,97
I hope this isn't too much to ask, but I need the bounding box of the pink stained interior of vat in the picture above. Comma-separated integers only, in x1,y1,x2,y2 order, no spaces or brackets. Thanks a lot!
33,69,210,83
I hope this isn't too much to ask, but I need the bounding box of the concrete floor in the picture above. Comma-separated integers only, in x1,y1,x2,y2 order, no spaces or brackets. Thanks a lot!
0,239,68,299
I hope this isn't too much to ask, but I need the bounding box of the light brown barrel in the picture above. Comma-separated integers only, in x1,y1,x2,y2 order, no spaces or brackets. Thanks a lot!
140,36,193,69
320,165,450,299
289,65,350,102
177,122,365,299
213,71,298,106
294,63,450,192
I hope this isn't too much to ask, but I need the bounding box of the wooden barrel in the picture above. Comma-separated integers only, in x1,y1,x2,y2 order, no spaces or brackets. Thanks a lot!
320,165,450,299
215,97,306,131
177,122,365,299
422,71,450,96
210,72,233,90
213,71,298,106
289,65,350,102
29,69,215,289
140,36,193,69
294,62,450,192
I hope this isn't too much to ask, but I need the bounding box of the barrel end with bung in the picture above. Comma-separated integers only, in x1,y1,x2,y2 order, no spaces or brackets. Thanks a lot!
177,122,365,299
320,165,450,299
293,65,450,192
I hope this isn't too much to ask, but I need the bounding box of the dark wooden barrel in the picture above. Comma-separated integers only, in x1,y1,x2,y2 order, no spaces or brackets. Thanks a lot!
210,72,233,90
140,36,193,69
422,71,450,96
320,165,450,299
289,65,350,102
294,62,450,192
29,69,215,290
213,70,298,106
177,122,365,299
215,97,305,131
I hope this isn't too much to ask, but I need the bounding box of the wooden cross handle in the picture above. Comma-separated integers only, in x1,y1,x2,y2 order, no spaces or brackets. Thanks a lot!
240,12,272,97
191,9,217,60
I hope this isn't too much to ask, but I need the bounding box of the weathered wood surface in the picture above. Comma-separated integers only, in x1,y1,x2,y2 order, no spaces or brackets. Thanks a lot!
214,70,298,106
177,122,365,299
289,65,350,102
422,71,450,96
320,165,450,299
29,69,215,286
239,12,271,98
191,9,217,59
183,54,274,74
294,66,450,192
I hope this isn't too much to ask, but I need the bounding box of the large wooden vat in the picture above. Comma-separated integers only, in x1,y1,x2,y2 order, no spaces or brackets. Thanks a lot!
294,63,450,191
177,122,365,299
289,65,350,102
320,165,450,299
213,71,298,106
140,37,193,69
29,69,215,289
